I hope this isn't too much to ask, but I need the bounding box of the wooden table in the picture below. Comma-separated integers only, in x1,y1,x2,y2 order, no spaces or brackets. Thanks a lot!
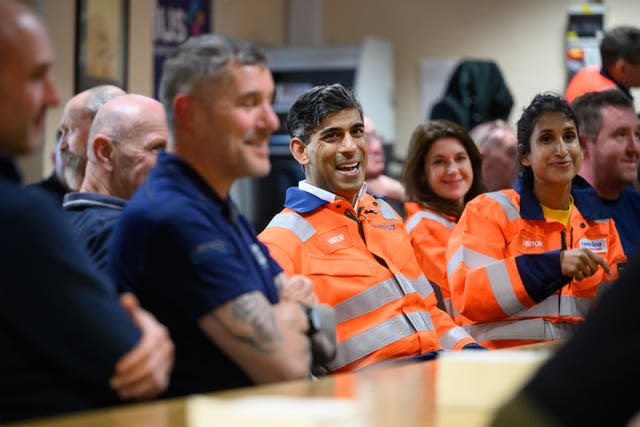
7,342,562,427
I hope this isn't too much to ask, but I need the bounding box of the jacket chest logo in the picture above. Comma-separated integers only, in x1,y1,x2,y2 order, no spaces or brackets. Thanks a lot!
318,225,353,254
579,238,607,253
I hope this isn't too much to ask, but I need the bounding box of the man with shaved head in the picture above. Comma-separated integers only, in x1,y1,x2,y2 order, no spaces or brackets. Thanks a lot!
58,84,125,190
0,1,172,421
64,94,168,273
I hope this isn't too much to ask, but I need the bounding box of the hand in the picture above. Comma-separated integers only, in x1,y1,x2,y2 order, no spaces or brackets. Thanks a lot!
111,293,174,400
560,248,611,282
275,273,318,306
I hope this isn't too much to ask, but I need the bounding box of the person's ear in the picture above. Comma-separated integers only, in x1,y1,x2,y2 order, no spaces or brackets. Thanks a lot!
579,133,592,159
174,94,196,133
92,135,115,173
290,137,310,166
613,58,627,82
518,144,530,168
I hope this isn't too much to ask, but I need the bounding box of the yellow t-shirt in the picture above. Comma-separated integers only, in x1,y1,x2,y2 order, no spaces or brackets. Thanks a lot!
541,195,574,228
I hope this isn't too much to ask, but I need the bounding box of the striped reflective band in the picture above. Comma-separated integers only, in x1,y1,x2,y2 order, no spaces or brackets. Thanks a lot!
334,273,433,324
463,318,577,342
439,325,472,350
594,218,609,224
265,212,316,242
514,294,591,318
447,245,497,279
377,198,401,220
405,210,455,234
486,261,527,316
327,310,435,371
485,191,520,221
447,245,526,316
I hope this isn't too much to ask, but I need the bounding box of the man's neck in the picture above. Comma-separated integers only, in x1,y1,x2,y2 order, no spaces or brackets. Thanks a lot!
80,167,115,196
580,168,623,201
169,145,231,199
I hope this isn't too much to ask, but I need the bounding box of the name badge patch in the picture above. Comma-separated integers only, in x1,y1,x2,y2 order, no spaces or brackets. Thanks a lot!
318,225,353,255
579,238,607,253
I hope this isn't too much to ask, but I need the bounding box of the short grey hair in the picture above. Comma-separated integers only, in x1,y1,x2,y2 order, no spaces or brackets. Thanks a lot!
159,34,268,132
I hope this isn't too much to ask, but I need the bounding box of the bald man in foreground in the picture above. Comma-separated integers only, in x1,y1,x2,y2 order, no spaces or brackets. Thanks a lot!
0,1,172,421
63,94,168,274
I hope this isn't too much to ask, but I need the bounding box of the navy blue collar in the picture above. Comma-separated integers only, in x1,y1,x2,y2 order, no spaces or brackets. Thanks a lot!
600,67,633,100
283,187,329,213
514,172,605,220
0,156,21,183
62,192,127,210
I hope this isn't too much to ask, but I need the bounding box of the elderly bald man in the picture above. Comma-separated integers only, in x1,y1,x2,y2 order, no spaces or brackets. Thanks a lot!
63,94,168,274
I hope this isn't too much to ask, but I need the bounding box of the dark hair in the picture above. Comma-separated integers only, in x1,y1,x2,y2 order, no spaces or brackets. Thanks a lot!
286,84,363,143
159,34,268,131
601,26,640,68
571,89,635,141
517,93,578,157
402,119,485,219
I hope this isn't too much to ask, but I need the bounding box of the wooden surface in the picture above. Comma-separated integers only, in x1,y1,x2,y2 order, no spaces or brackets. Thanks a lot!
7,341,563,427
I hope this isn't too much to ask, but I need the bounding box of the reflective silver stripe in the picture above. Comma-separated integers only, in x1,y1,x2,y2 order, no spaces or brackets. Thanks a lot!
485,192,520,221
405,210,455,234
463,319,577,342
377,198,401,220
594,219,609,224
486,260,527,316
447,245,498,279
264,213,316,242
439,326,472,350
327,311,435,370
511,294,591,318
445,298,455,317
334,274,433,323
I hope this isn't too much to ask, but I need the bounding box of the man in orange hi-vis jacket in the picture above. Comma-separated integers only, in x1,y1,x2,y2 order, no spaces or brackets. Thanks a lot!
259,84,479,374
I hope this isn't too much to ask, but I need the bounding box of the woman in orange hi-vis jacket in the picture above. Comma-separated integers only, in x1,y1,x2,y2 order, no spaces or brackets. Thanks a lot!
402,120,485,315
446,93,627,349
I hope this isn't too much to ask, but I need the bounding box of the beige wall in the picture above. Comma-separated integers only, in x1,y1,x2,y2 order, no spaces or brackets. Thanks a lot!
324,0,640,157
23,0,640,182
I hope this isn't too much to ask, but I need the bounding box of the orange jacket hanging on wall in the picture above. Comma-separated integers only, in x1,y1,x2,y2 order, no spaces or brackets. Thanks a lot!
404,202,457,316
259,184,476,373
446,175,626,349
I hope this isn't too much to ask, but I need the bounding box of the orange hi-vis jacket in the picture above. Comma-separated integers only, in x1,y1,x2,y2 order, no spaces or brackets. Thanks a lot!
259,184,476,373
564,65,619,103
404,202,457,315
446,175,627,349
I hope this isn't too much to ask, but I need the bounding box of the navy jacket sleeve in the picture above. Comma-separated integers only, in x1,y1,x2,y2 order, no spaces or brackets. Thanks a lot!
0,190,141,387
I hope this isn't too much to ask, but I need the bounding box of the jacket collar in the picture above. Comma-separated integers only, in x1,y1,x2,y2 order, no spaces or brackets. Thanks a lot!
600,67,633,100
284,180,368,214
0,156,21,183
515,171,606,220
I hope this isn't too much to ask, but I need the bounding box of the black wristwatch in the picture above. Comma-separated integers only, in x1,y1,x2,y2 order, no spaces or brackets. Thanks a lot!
300,303,321,336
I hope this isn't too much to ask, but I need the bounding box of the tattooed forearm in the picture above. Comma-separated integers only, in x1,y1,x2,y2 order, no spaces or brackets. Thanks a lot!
213,291,283,354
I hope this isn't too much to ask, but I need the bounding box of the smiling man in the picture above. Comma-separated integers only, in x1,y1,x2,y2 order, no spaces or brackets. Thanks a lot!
572,89,640,257
109,34,336,396
259,84,478,373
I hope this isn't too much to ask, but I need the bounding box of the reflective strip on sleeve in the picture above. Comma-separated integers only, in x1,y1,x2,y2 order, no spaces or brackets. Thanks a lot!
405,210,455,234
447,245,498,279
439,325,473,350
485,192,520,221
486,261,527,316
444,298,455,317
264,212,316,242
463,319,577,342
594,219,609,224
510,294,591,318
327,311,435,371
377,198,401,220
334,274,433,323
